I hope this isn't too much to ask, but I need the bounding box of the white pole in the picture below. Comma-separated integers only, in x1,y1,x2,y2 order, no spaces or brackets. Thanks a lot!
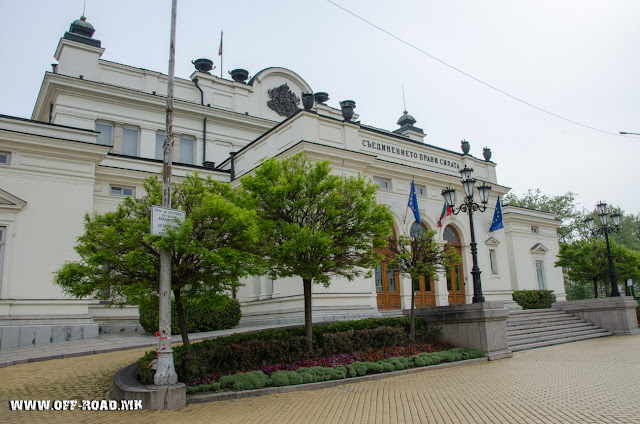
155,0,179,386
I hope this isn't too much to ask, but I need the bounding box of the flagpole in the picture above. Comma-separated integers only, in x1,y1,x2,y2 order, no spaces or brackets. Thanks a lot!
219,31,223,79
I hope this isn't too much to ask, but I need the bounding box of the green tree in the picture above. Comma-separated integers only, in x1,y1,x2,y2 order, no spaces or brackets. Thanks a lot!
385,228,458,342
503,188,582,243
241,154,394,351
54,174,262,351
555,239,640,298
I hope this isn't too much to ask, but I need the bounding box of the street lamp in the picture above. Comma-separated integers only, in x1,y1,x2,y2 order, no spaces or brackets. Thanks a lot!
584,201,622,297
441,166,492,303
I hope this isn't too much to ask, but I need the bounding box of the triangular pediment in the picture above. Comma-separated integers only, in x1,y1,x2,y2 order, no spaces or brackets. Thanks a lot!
530,243,549,254
0,188,27,210
485,237,500,246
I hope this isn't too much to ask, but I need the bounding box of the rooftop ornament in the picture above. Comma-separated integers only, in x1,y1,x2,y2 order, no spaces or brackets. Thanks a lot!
192,58,214,74
340,100,356,121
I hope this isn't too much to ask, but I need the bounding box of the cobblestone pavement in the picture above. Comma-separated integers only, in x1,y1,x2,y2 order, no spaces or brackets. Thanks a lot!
1,335,639,423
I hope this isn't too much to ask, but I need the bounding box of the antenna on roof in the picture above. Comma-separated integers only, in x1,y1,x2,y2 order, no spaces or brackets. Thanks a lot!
82,0,87,18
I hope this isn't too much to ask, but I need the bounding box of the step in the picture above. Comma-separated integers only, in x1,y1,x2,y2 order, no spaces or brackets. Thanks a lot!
508,309,568,318
507,318,585,331
507,322,594,337
508,327,609,344
507,316,583,328
510,331,614,352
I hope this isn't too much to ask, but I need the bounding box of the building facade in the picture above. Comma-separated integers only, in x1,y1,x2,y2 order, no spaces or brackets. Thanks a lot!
0,17,565,347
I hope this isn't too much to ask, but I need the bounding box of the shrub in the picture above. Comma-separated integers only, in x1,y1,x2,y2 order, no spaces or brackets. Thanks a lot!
512,290,556,309
138,295,241,334
218,371,269,391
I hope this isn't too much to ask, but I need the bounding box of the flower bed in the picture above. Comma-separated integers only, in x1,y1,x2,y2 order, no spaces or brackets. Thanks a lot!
185,346,483,394
137,317,441,385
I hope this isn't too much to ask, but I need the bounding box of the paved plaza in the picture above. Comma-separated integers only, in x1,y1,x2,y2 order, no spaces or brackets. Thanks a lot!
1,334,639,423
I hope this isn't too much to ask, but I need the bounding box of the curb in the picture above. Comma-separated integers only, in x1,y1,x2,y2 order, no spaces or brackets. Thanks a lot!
188,357,488,404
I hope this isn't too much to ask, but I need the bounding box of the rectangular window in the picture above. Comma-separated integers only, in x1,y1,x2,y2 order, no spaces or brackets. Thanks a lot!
121,127,139,156
416,185,426,196
373,177,390,190
95,122,114,147
489,249,498,275
155,132,165,160
0,151,10,166
0,226,5,297
531,226,539,234
110,185,135,197
536,261,545,290
455,265,461,290
375,263,383,292
387,268,396,292
179,136,195,165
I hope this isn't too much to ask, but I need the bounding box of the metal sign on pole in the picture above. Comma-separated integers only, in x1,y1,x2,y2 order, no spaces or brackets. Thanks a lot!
154,0,179,386
151,206,186,236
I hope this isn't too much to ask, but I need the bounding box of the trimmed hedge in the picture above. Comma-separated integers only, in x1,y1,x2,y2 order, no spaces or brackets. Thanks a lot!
184,347,484,394
512,290,556,309
138,296,241,335
138,317,441,384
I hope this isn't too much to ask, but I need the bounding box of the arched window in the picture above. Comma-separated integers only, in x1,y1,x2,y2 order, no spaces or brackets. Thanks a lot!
443,226,460,243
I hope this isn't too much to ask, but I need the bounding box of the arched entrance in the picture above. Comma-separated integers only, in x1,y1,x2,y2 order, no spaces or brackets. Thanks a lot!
444,226,465,305
411,222,436,308
375,227,401,310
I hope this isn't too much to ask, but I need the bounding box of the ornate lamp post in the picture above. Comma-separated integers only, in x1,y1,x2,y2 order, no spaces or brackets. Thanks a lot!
441,166,492,303
584,202,622,297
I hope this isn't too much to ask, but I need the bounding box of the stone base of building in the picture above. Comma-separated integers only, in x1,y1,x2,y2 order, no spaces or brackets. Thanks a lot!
89,304,145,334
0,299,99,349
239,305,382,327
412,301,513,360
553,297,640,335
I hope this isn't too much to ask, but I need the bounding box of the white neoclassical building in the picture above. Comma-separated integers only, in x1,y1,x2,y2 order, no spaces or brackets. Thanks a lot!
0,16,565,347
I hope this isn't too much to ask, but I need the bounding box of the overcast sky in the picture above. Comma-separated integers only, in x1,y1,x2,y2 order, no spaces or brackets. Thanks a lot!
1,1,639,215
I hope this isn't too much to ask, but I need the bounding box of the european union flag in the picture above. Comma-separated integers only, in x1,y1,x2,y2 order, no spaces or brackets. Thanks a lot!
490,196,504,232
408,180,421,225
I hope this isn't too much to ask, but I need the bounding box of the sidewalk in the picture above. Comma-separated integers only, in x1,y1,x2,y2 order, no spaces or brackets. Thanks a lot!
0,324,283,368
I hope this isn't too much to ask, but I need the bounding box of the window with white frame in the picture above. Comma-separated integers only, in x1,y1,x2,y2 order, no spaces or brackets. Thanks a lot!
531,226,539,234
121,127,139,156
179,135,195,165
535,260,545,289
489,249,499,275
373,177,390,190
95,122,114,147
0,151,10,166
155,132,165,160
110,185,135,197
415,185,426,196
0,226,5,296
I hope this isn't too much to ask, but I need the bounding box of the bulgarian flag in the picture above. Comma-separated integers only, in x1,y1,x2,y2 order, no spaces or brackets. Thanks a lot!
437,202,452,227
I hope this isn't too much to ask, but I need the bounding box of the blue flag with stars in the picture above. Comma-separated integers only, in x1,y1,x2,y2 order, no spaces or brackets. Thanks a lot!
408,180,421,225
490,196,504,232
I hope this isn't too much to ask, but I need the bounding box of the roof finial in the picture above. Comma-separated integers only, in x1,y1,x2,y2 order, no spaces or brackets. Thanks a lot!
402,84,407,114
82,0,86,19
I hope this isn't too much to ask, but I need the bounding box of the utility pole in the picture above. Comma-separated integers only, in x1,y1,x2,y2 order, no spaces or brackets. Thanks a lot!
154,0,179,386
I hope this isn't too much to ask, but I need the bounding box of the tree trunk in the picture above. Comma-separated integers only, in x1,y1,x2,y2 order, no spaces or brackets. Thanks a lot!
410,283,416,344
303,278,313,353
593,280,598,298
173,289,191,352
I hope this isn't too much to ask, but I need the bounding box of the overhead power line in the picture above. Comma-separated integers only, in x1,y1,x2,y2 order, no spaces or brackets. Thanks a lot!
326,0,633,139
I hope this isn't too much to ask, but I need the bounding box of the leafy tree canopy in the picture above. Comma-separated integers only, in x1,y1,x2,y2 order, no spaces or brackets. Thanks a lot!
54,174,263,348
241,154,394,349
555,238,640,296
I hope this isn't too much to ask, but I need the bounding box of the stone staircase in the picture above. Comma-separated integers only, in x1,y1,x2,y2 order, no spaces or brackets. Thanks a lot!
507,308,613,352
